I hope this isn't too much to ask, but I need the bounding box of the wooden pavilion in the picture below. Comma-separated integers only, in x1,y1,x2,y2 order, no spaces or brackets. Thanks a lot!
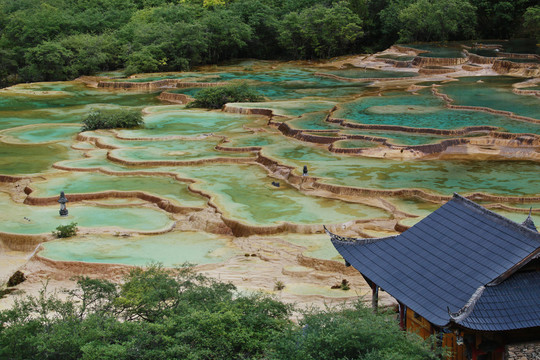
326,193,540,360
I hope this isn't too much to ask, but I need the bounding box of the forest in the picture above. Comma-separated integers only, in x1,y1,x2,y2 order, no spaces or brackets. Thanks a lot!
0,0,539,86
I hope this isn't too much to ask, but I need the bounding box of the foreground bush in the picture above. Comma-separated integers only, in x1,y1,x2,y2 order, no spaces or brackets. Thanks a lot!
81,109,144,131
269,303,445,360
53,222,78,238
0,265,442,360
187,83,264,109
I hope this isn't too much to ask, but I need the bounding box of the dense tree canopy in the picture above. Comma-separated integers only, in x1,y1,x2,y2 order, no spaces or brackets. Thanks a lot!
524,5,540,41
396,0,477,42
0,265,442,359
278,1,363,59
0,0,537,86
471,0,536,39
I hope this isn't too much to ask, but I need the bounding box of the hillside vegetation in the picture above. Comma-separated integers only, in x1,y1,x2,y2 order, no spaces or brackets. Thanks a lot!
0,265,443,359
0,0,538,86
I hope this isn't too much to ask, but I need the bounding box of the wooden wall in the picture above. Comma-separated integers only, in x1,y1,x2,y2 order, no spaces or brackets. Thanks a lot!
406,309,467,360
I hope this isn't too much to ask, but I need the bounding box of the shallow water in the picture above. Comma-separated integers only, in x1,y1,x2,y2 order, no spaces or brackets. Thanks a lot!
440,77,540,120
0,58,538,267
0,192,173,234
108,139,252,162
341,130,471,146
40,231,238,266
1,124,80,143
228,100,337,116
177,164,389,226
30,172,207,207
116,108,266,138
376,54,416,61
0,83,161,113
279,234,342,261
402,43,467,58
389,197,538,228
0,142,77,174
319,67,417,79
266,143,540,196
335,90,540,134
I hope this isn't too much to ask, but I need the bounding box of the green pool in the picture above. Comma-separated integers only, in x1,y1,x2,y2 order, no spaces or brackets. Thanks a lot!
0,192,173,234
40,231,238,266
0,58,537,268
334,90,540,134
177,164,389,226
30,172,207,207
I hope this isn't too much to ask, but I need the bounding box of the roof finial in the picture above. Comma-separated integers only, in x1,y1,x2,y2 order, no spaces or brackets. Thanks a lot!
448,285,485,323
522,208,537,232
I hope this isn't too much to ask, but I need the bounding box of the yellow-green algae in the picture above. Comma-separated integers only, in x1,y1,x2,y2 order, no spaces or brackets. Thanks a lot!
29,172,207,207
279,234,342,261
177,164,389,226
116,108,266,138
265,143,540,197
228,100,337,116
0,142,80,175
1,124,80,144
0,60,538,269
0,192,173,234
40,231,239,266
334,91,540,134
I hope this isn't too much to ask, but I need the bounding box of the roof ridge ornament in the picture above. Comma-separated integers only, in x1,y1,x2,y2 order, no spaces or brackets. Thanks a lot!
448,285,485,323
522,208,538,232
453,193,539,237
323,225,358,242
323,225,397,244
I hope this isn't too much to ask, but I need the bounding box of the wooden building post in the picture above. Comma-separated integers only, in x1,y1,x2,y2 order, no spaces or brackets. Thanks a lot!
372,284,379,311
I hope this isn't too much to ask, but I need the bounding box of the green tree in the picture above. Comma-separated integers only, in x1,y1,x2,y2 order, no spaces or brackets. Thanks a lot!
470,0,536,39
269,302,444,360
278,1,363,59
0,265,293,360
229,0,281,58
200,9,252,63
119,4,207,74
0,265,442,360
60,33,124,76
67,0,136,34
397,0,476,43
1,0,73,48
523,6,540,41
378,0,409,44
22,41,74,81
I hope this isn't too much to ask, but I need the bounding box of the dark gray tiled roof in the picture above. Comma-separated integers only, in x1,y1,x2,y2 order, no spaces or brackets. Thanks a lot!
330,194,540,328
457,271,540,331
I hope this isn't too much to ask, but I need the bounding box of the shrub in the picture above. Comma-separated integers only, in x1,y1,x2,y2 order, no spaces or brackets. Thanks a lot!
0,265,293,360
186,82,264,109
274,280,285,291
81,109,144,131
53,222,78,238
0,265,443,360
269,302,445,360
